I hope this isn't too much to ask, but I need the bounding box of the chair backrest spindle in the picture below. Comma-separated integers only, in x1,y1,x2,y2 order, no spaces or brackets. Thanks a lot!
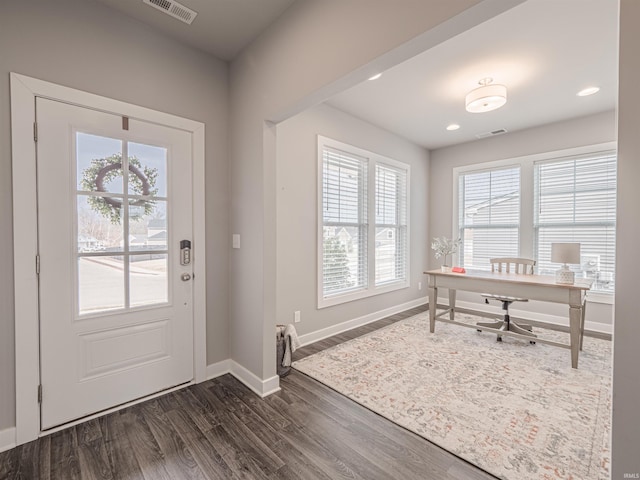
490,257,535,275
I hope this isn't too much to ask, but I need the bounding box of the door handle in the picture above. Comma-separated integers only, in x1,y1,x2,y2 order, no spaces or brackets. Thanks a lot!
181,273,192,282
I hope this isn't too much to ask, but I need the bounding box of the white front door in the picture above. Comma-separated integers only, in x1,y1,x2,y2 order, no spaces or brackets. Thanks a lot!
36,98,194,430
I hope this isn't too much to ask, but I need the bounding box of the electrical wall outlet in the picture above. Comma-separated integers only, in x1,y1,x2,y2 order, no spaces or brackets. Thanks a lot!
232,234,240,249
294,310,301,323
418,281,422,290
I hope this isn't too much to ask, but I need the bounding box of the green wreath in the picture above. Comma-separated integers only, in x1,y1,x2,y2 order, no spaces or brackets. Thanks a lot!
81,153,159,224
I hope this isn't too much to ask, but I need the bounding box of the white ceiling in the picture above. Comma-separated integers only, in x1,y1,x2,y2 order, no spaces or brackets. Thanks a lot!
95,0,618,150
94,0,296,60
327,0,619,150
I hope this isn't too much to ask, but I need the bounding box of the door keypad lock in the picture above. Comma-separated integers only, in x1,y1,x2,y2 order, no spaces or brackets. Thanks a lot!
180,240,191,266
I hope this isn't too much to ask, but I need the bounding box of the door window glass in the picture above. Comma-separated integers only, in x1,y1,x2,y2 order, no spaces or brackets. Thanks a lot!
77,133,124,193
78,256,125,314
76,134,169,315
129,254,168,307
128,142,168,197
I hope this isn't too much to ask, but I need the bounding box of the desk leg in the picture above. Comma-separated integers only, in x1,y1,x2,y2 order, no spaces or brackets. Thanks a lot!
580,298,587,351
449,289,456,321
429,285,437,333
569,305,581,369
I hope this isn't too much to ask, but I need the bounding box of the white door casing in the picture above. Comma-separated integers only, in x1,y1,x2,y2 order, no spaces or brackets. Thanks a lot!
11,73,207,444
37,98,194,429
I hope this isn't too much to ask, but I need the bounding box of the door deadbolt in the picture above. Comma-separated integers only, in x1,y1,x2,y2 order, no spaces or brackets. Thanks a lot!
181,273,192,282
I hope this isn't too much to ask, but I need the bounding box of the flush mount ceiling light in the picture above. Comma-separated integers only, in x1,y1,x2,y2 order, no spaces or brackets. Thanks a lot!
368,73,382,81
577,86,600,96
446,124,460,131
465,78,507,113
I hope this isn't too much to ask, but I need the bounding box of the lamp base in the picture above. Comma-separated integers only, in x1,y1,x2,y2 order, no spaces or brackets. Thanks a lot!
555,264,575,284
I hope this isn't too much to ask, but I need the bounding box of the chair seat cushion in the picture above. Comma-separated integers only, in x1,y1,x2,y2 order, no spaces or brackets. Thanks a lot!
482,293,528,303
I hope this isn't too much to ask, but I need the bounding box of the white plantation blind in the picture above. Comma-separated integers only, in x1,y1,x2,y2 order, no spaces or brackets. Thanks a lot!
319,136,410,306
375,163,408,285
534,151,617,292
458,166,520,270
322,146,368,296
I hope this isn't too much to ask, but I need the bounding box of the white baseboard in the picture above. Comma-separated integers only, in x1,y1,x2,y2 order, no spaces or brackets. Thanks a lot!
205,297,427,396
0,427,17,453
205,359,232,380
298,297,428,347
229,361,280,397
439,297,613,335
205,359,280,397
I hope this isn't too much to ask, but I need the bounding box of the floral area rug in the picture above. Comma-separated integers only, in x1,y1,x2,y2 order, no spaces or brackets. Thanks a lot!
292,312,611,480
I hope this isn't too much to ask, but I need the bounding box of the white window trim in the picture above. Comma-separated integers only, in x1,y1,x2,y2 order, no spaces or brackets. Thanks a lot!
10,73,207,445
452,141,616,304
317,136,410,308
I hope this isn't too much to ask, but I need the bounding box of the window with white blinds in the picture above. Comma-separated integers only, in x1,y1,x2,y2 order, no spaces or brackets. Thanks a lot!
321,146,368,296
453,143,617,296
458,166,520,270
318,136,409,307
534,152,617,292
375,163,408,285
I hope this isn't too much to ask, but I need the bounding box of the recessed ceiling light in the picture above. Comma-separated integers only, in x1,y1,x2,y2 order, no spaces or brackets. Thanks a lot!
577,86,600,97
368,73,382,81
446,124,460,131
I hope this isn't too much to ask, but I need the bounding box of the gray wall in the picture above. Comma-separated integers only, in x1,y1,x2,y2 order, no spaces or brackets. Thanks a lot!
0,0,229,430
429,111,616,329
276,104,429,336
612,0,640,475
229,0,514,380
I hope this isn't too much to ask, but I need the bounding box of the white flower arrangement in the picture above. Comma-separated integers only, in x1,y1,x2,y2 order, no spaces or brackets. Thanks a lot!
431,236,461,266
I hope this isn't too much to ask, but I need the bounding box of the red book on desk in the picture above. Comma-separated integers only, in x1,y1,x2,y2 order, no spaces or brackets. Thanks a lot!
452,266,466,273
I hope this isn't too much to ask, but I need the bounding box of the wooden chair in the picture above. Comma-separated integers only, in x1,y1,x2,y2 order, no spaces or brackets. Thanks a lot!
477,258,537,342
489,257,535,274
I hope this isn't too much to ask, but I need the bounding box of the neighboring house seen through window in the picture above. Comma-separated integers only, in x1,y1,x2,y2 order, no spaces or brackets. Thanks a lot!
318,136,409,307
458,166,520,269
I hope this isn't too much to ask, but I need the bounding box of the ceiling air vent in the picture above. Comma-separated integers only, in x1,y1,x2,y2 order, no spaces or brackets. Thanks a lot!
475,128,508,139
143,0,198,25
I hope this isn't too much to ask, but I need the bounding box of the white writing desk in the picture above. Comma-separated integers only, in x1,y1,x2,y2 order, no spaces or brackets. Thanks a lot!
425,269,593,368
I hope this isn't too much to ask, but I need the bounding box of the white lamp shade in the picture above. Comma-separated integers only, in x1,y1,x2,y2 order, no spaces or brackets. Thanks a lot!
551,243,581,264
465,83,507,113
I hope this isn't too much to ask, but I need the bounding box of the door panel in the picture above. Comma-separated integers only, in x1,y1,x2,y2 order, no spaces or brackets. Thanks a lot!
78,319,170,380
37,98,194,429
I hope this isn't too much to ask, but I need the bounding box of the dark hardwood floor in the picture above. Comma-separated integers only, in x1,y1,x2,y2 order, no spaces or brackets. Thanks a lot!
0,305,496,479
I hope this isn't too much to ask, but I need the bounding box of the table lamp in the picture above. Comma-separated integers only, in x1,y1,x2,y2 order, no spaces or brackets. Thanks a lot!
551,242,581,284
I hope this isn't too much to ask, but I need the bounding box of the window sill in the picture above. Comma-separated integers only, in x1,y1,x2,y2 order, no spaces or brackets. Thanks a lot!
318,280,409,309
586,291,614,305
